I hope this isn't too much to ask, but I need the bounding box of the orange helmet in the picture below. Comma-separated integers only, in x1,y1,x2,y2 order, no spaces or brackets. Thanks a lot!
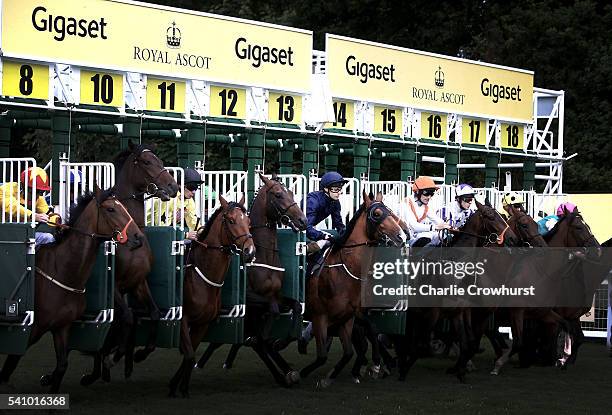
411,176,439,193
20,167,50,191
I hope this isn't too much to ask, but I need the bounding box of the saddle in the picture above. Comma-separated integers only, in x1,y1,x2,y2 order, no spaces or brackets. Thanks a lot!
306,246,333,278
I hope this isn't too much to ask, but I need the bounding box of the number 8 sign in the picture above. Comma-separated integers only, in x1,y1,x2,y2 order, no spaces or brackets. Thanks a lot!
1,61,49,100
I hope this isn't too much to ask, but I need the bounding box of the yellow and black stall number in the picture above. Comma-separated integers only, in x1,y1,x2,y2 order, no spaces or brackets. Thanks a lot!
80,70,123,107
1,60,49,100
209,86,246,119
326,100,355,130
374,106,403,136
461,118,487,145
268,92,302,124
420,112,447,141
500,123,524,150
146,78,185,113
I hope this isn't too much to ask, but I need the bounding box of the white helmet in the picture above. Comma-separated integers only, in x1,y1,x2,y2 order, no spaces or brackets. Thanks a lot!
455,183,475,198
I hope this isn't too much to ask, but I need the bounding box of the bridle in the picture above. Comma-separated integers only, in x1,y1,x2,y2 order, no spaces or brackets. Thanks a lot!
192,203,253,255
509,211,542,247
326,201,394,281
48,196,133,245
39,195,135,294
121,149,170,201
449,207,510,247
251,180,300,231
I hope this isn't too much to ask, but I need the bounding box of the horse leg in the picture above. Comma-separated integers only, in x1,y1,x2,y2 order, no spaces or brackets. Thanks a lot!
178,323,209,398
350,322,368,383
362,318,383,378
267,346,300,386
133,283,161,363
168,318,195,397
252,340,288,387
318,318,354,388
300,315,329,379
448,313,469,383
492,309,524,375
567,318,584,365
223,344,242,369
195,343,223,369
40,325,71,393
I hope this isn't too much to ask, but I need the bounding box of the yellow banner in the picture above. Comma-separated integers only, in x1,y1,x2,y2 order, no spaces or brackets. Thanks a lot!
326,35,534,122
1,0,312,93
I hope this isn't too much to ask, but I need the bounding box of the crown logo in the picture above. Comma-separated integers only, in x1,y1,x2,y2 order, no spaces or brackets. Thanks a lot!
434,66,445,88
166,22,181,48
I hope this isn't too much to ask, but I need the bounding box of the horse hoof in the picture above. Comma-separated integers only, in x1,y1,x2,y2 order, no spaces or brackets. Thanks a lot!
457,373,467,383
40,374,52,387
285,371,300,385
367,365,381,379
316,378,333,389
490,369,499,376
180,390,190,399
352,377,361,384
223,363,232,370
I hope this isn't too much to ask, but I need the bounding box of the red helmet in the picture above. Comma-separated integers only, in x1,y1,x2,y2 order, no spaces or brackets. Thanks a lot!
20,167,50,191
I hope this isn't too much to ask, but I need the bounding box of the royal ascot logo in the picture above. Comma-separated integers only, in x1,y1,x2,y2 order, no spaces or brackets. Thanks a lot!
132,20,211,69
434,66,445,88
166,21,181,49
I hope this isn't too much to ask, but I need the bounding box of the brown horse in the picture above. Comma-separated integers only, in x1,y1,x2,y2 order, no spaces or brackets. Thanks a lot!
545,207,606,366
169,195,255,398
196,174,308,387
300,191,404,388
81,142,179,385
0,187,143,392
394,200,519,382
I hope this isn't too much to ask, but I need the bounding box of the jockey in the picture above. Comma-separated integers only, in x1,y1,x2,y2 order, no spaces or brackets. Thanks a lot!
439,183,477,229
398,176,450,247
148,168,203,241
305,171,347,255
0,167,55,246
501,191,526,218
538,202,577,235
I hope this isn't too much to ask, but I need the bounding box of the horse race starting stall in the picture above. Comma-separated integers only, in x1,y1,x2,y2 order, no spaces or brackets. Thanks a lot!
1,0,610,391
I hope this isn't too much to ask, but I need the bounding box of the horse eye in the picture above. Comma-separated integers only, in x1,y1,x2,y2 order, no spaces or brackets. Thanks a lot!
143,160,151,165
106,207,115,213
374,210,381,217
229,219,235,225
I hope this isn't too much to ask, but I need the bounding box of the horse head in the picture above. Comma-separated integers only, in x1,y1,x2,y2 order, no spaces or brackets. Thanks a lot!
508,209,547,247
458,200,518,247
257,173,307,232
92,184,145,249
219,194,255,263
363,190,404,246
122,141,180,201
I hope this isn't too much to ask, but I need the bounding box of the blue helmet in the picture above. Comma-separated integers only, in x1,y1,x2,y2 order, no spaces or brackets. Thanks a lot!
320,172,348,189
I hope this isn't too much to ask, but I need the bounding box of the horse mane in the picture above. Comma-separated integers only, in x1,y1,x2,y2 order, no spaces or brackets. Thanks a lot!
197,202,246,242
331,203,365,253
113,143,155,173
543,215,569,243
54,188,114,243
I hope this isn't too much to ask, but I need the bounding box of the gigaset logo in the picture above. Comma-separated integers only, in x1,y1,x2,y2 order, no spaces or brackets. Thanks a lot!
31,6,109,42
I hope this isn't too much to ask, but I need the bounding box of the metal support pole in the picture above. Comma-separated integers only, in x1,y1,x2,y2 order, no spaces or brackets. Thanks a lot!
400,145,418,182
178,126,204,169
122,120,141,150
279,140,293,174
246,133,264,204
485,152,499,188
353,139,368,179
444,148,459,185
229,135,245,171
301,134,318,177
523,157,536,190
51,115,72,205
